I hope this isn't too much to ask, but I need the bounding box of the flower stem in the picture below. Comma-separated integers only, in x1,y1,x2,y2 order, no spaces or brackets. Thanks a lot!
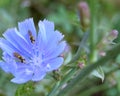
47,81,60,96
89,0,97,63
68,32,89,64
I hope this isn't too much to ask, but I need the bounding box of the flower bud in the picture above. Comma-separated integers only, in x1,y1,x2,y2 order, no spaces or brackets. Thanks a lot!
99,51,106,57
103,30,118,44
78,62,85,69
77,1,90,31
108,30,118,41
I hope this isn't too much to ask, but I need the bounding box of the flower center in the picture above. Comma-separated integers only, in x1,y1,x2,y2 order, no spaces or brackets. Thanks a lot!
32,55,42,67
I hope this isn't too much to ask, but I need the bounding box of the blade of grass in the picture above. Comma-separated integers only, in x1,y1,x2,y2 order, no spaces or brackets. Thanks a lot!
68,31,89,64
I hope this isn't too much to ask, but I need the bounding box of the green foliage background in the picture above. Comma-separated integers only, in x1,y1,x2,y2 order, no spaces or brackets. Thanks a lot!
0,0,120,96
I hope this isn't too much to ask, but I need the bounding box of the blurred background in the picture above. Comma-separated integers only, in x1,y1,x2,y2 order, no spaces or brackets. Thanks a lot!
0,0,120,96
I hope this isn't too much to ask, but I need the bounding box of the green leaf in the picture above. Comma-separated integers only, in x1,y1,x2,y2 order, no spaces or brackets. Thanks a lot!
91,66,104,82
64,52,72,64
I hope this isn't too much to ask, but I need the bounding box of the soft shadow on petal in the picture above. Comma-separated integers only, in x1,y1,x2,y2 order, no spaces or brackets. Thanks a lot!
11,75,32,84
2,53,17,74
38,20,55,50
46,41,66,59
38,21,47,44
44,31,64,54
0,38,15,56
46,57,63,71
32,68,46,81
11,69,33,84
3,28,32,56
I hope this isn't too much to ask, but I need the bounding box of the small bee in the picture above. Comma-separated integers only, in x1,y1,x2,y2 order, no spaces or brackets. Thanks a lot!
28,30,35,43
13,52,25,63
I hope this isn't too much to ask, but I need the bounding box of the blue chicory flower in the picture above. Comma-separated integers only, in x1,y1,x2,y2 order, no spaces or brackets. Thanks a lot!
0,18,66,84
